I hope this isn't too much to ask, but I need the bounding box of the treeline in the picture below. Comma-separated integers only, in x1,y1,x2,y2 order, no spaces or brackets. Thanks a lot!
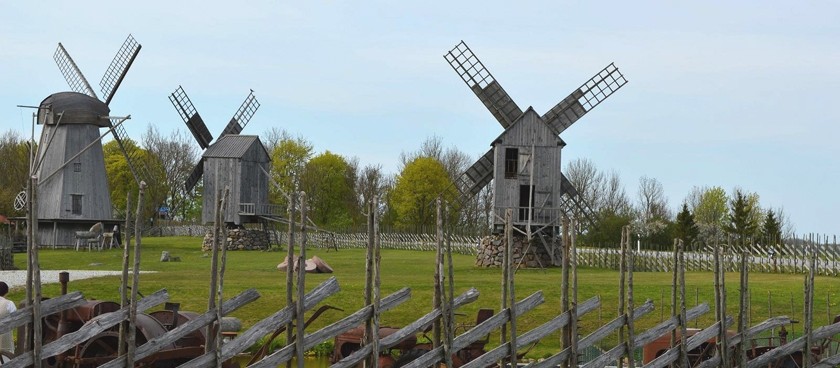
0,127,796,249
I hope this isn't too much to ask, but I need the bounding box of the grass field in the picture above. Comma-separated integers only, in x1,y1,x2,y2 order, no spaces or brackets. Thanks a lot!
8,236,840,359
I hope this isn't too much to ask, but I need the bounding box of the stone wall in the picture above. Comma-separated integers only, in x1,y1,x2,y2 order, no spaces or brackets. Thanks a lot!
475,233,558,268
202,228,269,251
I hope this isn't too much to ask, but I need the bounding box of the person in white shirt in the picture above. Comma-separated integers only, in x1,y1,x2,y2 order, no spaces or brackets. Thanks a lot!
0,281,16,355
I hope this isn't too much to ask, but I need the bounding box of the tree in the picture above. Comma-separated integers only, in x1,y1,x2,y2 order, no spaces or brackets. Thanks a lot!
399,136,481,232
565,158,605,213
725,188,760,245
299,151,359,229
762,209,782,246
103,139,141,218
356,163,387,212
634,176,670,243
674,203,699,247
267,130,313,207
0,130,30,218
691,186,729,245
389,156,457,232
142,126,200,222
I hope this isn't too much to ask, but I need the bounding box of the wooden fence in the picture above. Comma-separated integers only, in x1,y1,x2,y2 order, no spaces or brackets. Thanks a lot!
12,185,840,367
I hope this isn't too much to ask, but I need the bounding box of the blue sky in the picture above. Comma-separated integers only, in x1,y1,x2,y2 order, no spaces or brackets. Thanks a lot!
1,1,838,235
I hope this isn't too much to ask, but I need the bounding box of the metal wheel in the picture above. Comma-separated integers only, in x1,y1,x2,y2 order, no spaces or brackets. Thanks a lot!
72,331,120,368
1,349,16,364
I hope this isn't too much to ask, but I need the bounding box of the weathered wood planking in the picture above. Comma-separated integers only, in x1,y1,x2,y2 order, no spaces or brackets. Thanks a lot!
400,291,545,368
491,109,564,228
745,320,840,368
176,277,339,368
646,317,734,368
330,288,480,368
0,291,85,335
98,288,261,368
202,135,270,224
248,288,412,368
4,289,169,368
529,300,655,368
581,303,710,368
463,296,600,368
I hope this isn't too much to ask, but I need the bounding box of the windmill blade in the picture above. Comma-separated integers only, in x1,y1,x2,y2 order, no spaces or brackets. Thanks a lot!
169,86,213,149
456,149,495,200
445,41,523,128
560,173,596,226
109,118,152,186
542,63,627,135
220,90,260,137
185,160,204,192
54,43,98,99
100,34,142,105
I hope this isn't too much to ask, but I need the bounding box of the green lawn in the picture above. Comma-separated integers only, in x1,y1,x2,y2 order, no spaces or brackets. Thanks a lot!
8,236,840,358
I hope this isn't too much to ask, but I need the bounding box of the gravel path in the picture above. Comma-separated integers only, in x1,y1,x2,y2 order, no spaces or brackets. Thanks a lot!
0,270,153,289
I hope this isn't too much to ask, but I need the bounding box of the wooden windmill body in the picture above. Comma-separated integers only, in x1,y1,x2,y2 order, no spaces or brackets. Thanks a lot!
169,87,268,226
445,41,627,236
34,36,148,247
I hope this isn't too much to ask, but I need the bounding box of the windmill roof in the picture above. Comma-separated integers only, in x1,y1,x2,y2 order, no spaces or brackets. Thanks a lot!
493,107,564,145
203,135,269,159
38,92,110,127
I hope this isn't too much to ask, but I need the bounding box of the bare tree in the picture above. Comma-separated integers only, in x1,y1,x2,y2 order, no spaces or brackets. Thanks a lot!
565,158,605,212
634,175,670,237
142,126,200,222
601,170,632,216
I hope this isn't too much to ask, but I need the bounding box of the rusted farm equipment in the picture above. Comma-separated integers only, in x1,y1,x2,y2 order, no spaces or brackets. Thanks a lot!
14,297,236,368
331,308,495,368
642,319,840,368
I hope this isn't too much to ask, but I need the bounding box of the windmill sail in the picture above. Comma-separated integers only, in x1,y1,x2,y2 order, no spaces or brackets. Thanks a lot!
457,149,495,199
445,41,522,128
542,63,627,135
100,34,142,105
109,118,152,185
54,43,98,99
221,90,260,137
170,86,213,149
185,160,204,192
560,173,596,225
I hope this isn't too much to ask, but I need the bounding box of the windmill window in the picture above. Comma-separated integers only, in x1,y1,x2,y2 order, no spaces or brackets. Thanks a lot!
71,194,82,215
505,148,518,179
73,163,81,172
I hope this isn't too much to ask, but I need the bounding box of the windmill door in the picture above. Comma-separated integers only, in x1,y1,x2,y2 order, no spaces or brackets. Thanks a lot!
518,185,534,222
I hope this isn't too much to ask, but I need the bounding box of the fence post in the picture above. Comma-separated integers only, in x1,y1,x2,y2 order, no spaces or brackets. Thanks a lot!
433,198,443,350
127,181,147,367
27,174,43,368
804,240,816,368
561,216,570,368
285,190,296,368
618,226,627,366
738,249,749,368
118,192,132,357
626,226,636,368
296,192,308,368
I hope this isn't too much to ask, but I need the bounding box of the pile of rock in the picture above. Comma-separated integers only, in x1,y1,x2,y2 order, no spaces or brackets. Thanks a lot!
202,228,269,251
475,234,557,268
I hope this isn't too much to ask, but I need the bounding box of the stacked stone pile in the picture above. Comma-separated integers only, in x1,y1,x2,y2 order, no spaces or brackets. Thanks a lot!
202,228,269,251
475,234,556,268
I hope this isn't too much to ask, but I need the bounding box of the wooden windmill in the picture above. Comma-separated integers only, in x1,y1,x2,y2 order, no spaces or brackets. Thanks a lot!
169,86,268,225
445,41,627,235
34,35,150,247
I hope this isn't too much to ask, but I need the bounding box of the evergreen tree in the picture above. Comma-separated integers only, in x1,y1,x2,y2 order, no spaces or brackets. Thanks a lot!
726,189,759,245
674,203,698,247
762,209,783,246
